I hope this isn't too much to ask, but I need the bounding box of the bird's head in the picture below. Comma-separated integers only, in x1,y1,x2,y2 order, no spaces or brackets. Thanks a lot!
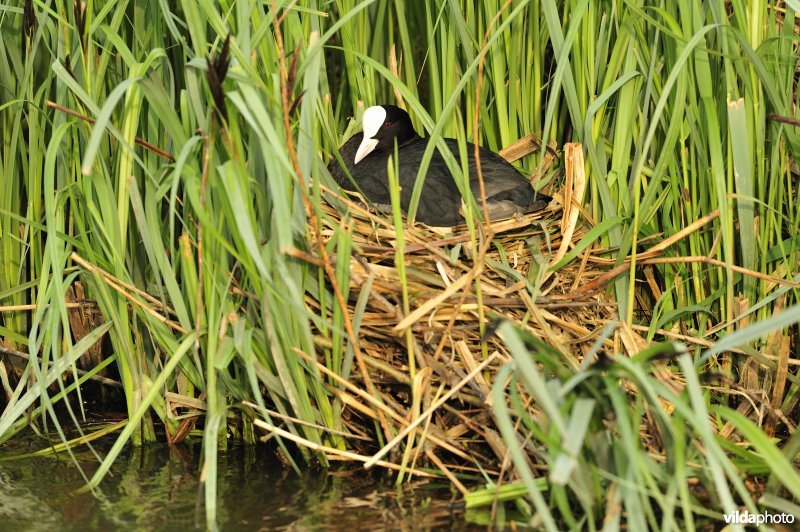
354,105,417,164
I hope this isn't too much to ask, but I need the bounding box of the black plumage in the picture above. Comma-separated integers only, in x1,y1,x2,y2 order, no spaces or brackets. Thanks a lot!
328,105,551,226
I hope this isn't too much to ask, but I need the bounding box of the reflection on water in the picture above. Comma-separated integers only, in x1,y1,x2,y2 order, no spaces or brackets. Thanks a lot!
0,432,470,531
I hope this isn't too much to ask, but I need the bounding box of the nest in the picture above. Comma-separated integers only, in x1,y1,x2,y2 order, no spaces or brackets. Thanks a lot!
307,143,618,486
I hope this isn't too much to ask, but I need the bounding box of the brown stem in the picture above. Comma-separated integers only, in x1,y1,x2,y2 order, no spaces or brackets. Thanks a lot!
768,113,800,128
472,0,513,229
194,132,211,366
46,100,174,162
269,1,389,436
431,1,513,363
0,345,123,389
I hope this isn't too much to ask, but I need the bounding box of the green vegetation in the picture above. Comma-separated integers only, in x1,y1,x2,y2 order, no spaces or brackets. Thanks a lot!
1,0,798,529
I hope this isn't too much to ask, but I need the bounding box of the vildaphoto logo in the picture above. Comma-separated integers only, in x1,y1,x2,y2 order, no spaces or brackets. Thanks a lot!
723,510,795,525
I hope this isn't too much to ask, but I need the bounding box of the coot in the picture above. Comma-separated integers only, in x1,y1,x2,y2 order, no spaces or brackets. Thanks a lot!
328,105,551,226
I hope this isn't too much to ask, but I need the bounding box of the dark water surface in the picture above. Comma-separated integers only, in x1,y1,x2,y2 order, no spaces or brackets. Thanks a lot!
0,431,472,531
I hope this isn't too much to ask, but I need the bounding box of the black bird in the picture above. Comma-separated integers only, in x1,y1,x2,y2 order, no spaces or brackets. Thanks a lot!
328,105,551,226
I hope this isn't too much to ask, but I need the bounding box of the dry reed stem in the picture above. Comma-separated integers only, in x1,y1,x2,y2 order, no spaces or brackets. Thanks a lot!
241,400,371,441
252,418,439,478
765,335,791,437
70,252,187,333
69,252,176,314
498,132,549,163
393,272,472,331
548,144,585,282
46,100,174,162
364,352,500,469
294,348,473,461
194,132,211,369
426,449,469,495
0,302,96,312
0,344,123,388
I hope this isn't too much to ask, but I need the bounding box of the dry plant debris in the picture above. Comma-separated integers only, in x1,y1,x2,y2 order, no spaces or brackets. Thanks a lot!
301,143,619,481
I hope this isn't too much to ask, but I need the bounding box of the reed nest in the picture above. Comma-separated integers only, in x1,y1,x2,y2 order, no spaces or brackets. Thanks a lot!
307,143,620,485
307,140,800,487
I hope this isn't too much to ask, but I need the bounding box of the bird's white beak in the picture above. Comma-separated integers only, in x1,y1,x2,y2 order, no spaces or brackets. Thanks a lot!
354,137,378,164
354,106,386,165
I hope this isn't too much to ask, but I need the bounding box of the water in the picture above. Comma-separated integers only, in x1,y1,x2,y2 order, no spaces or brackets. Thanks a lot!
0,431,472,531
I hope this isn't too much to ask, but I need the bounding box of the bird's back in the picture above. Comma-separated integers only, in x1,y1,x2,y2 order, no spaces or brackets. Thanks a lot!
328,135,550,226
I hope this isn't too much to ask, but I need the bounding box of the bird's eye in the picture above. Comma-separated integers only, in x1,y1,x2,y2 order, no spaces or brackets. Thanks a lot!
384,121,391,128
